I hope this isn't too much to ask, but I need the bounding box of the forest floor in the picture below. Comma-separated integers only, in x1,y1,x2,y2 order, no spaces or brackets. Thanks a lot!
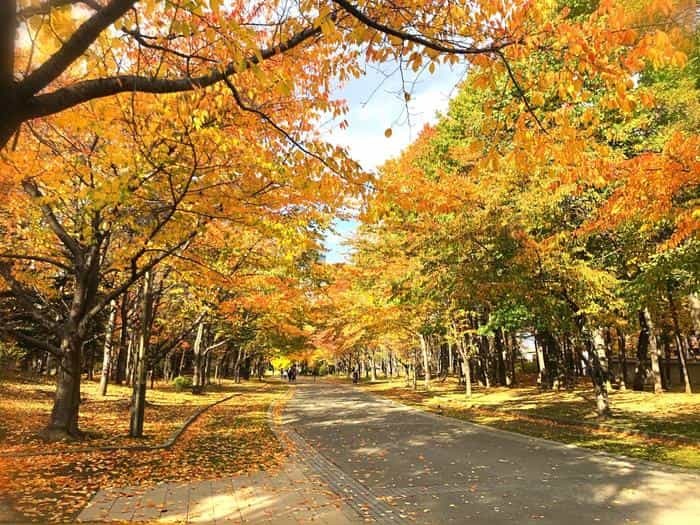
0,374,286,523
356,375,700,469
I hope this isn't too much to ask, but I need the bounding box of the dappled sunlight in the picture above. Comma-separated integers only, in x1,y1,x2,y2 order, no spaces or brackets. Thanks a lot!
284,382,700,525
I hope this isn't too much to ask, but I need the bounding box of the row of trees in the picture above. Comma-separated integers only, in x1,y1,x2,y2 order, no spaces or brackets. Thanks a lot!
1,0,694,437
317,2,699,417
0,47,355,437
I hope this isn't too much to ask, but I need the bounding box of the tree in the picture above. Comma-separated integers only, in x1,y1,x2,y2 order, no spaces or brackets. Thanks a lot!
0,62,360,436
3,0,687,148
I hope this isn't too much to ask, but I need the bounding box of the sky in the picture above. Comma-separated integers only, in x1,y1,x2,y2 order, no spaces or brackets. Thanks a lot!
321,61,466,263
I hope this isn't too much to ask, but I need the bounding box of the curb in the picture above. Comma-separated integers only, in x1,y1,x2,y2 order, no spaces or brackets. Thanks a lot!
453,401,700,445
359,383,700,445
5,392,236,458
372,390,700,477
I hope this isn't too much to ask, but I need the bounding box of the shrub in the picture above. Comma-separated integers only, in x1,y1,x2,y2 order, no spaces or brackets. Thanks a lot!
173,375,192,392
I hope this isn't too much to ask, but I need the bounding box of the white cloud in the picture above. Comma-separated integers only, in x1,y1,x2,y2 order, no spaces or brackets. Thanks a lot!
321,61,465,260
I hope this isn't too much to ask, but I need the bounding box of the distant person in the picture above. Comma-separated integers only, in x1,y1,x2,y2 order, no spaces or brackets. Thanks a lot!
352,369,359,384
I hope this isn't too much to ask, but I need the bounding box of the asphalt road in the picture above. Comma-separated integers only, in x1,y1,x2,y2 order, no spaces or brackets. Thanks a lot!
283,381,700,525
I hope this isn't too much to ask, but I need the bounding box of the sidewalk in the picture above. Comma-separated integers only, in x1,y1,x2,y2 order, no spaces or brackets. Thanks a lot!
77,385,361,524
78,462,357,524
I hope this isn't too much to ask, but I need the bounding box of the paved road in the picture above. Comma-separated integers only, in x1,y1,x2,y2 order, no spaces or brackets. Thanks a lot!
283,381,700,525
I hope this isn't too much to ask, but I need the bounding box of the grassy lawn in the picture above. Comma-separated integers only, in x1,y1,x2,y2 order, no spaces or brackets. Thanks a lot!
358,376,700,470
0,374,287,522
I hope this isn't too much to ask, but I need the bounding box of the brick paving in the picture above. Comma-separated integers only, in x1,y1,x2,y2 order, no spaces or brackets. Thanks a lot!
78,387,398,524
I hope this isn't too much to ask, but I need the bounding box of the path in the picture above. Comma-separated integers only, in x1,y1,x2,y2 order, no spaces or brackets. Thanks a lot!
283,381,700,525
78,462,357,524
78,380,700,524
77,389,360,524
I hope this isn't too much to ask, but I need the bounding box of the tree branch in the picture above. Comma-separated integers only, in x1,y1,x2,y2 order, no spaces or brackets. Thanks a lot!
0,253,71,272
3,329,63,356
21,22,324,119
22,179,82,259
331,0,513,55
18,0,135,98
17,0,101,21
82,228,199,327
0,262,58,331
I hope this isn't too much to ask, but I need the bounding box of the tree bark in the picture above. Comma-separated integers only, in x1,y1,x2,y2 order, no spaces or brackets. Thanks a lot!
98,300,117,396
535,334,547,388
640,308,663,394
457,333,472,398
633,312,652,391
495,328,508,386
616,328,627,391
411,348,417,390
192,321,205,391
668,287,692,394
114,294,129,384
586,328,612,417
419,334,431,390
130,271,153,438
44,335,83,439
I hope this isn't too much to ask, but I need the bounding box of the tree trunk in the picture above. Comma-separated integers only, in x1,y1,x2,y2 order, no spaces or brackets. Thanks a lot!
114,295,129,385
495,329,507,386
689,293,700,333
178,345,187,376
205,350,212,386
412,348,417,390
535,334,547,388
640,308,663,394
85,343,94,381
633,312,652,391
457,334,472,398
370,350,377,381
192,321,205,391
668,287,692,394
44,335,83,439
509,332,518,386
130,272,153,438
660,328,673,388
126,330,137,387
233,347,244,383
616,328,627,391
419,334,431,390
99,300,118,396
586,328,612,417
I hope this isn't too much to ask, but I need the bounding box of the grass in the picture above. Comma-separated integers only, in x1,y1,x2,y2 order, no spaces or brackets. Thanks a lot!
357,375,700,469
0,374,287,523
0,374,239,453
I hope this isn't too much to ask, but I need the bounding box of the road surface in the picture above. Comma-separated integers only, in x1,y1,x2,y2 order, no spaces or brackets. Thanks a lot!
283,381,700,525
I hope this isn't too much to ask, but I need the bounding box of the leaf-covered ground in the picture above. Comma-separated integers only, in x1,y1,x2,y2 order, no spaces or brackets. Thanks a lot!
359,376,700,469
0,376,286,522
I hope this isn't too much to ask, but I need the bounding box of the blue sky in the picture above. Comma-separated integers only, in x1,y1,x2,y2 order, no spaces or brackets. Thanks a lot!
321,61,466,263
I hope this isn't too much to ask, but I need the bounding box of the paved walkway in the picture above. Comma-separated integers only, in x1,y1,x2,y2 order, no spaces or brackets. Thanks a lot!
80,381,700,524
78,390,360,524
78,462,357,524
284,382,700,525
